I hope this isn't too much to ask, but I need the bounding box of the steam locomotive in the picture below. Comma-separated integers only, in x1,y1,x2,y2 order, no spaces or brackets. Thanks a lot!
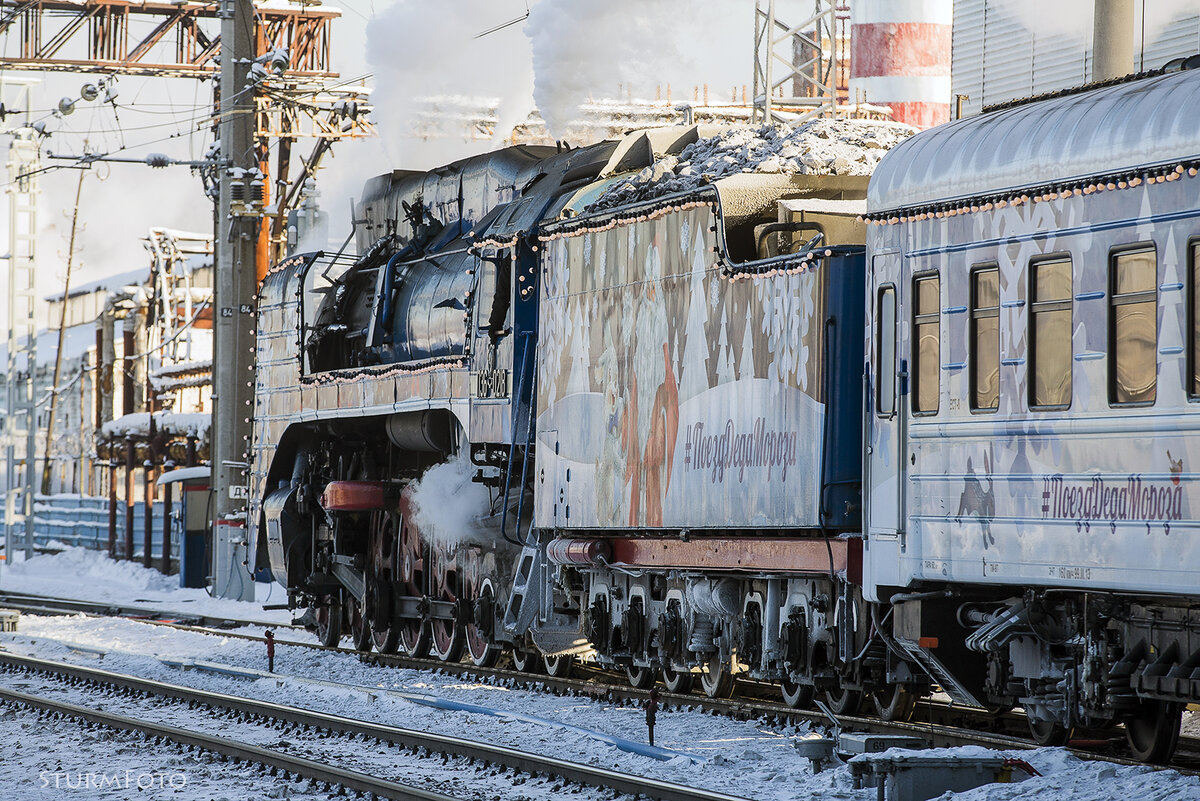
250,65,1200,764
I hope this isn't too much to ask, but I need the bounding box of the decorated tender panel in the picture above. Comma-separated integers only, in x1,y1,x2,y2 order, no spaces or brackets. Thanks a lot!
535,195,841,531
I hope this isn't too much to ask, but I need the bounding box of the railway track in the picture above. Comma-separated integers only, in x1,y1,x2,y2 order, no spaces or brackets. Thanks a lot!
5,591,1199,774
0,650,749,801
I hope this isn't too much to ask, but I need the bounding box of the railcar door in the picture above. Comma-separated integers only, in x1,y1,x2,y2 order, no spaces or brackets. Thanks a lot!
864,250,908,598
470,253,514,443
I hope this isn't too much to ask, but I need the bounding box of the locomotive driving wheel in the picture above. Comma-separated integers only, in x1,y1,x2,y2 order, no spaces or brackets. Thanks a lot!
396,507,430,658
315,594,343,648
349,597,372,653
464,581,500,667
367,513,401,654
429,547,465,662
1124,701,1181,763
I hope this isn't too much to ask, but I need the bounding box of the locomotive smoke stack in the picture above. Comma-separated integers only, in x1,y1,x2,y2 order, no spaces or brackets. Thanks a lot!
849,0,952,129
1093,0,1135,81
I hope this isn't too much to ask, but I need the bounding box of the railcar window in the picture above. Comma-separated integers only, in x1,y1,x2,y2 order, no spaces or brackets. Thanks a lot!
877,286,896,416
1029,257,1072,408
1192,241,1200,397
1110,247,1157,405
912,274,940,414
971,266,1000,412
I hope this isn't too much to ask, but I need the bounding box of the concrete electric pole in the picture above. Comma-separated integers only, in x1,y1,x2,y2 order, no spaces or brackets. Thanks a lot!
212,0,258,601
3,123,39,566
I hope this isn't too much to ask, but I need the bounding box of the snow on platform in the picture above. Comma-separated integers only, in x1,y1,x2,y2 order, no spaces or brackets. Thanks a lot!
0,545,290,626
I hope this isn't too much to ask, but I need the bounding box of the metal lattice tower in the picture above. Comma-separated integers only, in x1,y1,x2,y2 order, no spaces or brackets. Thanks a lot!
753,0,839,124
4,125,40,563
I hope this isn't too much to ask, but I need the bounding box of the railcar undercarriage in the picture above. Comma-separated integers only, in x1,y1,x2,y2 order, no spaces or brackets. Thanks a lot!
892,588,1198,762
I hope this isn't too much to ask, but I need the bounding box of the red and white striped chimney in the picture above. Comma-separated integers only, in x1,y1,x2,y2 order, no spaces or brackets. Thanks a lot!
850,0,953,129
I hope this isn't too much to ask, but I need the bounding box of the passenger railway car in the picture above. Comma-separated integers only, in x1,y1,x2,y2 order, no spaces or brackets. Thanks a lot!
249,63,1200,765
862,64,1200,760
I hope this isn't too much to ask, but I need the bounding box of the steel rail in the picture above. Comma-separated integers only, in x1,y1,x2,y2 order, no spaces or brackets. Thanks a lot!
0,651,750,801
0,686,461,801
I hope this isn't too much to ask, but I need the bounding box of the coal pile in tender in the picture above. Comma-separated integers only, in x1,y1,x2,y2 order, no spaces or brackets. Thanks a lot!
587,118,916,212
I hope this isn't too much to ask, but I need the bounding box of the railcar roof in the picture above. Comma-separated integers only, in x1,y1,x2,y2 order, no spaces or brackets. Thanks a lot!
867,69,1200,214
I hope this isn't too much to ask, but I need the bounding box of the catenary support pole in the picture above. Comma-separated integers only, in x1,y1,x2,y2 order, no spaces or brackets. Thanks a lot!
212,0,258,600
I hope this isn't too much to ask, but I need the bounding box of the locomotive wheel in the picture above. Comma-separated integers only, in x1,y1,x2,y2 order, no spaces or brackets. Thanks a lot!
464,584,500,668
823,684,863,717
872,684,917,722
428,547,464,662
397,618,431,658
1027,716,1073,747
371,618,401,654
315,595,342,648
626,664,656,690
368,514,401,655
430,615,465,662
699,659,735,699
510,647,542,673
349,598,372,653
543,654,574,678
1125,701,1182,763
780,676,815,709
662,666,694,694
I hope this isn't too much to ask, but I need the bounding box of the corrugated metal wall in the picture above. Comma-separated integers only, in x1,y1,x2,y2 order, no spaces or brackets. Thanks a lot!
952,2,1200,116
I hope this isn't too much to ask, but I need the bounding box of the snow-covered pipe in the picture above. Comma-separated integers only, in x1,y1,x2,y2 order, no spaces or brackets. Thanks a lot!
850,0,952,129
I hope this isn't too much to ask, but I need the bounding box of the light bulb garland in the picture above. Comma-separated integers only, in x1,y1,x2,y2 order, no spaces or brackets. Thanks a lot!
860,159,1200,226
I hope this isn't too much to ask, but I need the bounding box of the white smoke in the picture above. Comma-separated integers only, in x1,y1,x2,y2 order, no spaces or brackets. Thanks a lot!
524,0,751,139
407,448,494,546
364,0,535,169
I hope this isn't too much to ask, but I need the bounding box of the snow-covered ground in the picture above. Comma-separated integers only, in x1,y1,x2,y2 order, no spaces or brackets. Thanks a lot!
1,549,1199,801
